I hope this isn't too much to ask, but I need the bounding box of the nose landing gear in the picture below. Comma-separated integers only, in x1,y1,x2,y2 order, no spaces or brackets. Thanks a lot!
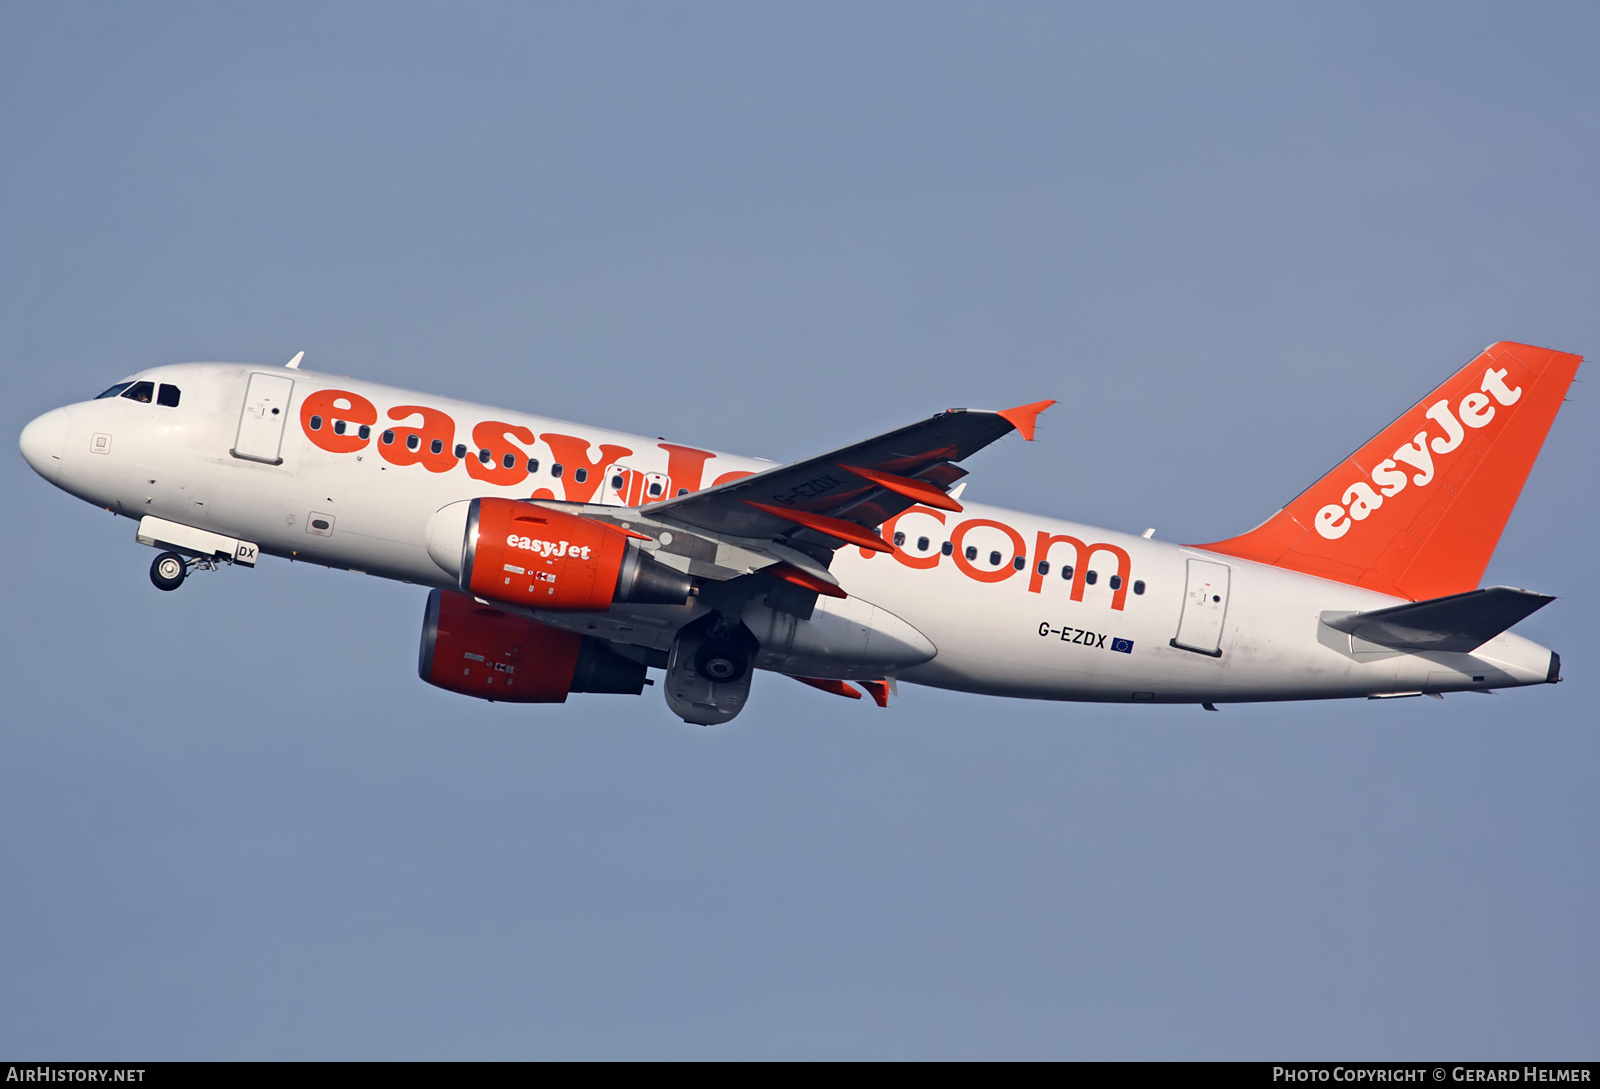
150,551,186,591
149,551,224,591
137,517,260,591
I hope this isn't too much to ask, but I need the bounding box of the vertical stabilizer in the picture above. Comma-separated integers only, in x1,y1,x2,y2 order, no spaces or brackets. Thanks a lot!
1197,341,1580,600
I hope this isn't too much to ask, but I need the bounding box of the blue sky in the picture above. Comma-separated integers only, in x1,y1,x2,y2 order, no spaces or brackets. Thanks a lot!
2,2,1596,1058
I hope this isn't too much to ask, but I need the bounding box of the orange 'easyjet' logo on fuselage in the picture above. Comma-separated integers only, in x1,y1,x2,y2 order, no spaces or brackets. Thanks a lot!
297,388,753,502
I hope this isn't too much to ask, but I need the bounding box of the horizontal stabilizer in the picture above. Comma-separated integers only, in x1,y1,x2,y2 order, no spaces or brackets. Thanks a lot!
1321,586,1553,653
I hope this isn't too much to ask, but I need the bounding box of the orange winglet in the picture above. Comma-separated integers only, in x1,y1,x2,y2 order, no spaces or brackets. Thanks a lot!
838,464,964,512
792,676,863,700
766,561,848,599
860,680,890,708
997,399,1056,441
742,500,893,553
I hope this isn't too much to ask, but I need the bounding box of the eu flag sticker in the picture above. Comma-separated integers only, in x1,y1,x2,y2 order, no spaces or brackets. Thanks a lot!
1110,638,1134,654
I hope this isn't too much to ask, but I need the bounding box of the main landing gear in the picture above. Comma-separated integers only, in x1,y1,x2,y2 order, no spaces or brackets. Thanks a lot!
664,611,761,726
149,551,222,591
695,636,752,683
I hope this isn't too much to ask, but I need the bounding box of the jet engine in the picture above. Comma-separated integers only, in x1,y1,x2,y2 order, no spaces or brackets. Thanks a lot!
418,587,648,702
450,497,691,611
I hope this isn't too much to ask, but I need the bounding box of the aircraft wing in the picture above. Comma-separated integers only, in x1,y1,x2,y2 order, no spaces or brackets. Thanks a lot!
639,400,1055,555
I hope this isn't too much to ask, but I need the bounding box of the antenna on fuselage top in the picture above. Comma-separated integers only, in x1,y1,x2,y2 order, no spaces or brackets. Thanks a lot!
285,351,304,369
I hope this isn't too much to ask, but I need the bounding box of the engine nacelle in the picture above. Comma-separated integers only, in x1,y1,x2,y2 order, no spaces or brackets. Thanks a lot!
418,588,647,702
457,498,690,611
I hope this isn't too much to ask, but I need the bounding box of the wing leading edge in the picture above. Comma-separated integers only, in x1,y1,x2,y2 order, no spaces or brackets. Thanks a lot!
639,400,1054,556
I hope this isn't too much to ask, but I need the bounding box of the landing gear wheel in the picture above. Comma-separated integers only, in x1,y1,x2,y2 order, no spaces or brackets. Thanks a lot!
695,641,749,683
150,551,187,591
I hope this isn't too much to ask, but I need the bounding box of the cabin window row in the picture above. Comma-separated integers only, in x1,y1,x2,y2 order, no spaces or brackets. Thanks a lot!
297,421,687,496
303,418,595,480
888,531,1145,595
441,441,577,478
307,417,374,440
445,444,579,480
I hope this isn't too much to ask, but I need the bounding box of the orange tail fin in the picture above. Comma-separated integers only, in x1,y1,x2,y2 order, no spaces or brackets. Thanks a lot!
1196,341,1580,600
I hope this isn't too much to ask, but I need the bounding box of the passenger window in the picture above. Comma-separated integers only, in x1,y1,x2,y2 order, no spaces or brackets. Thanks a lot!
648,482,663,497
988,551,1001,566
1060,565,1074,580
381,430,395,445
120,381,155,403
893,531,906,547
1133,580,1146,596
965,546,977,561
502,453,516,469
1085,570,1098,585
1038,561,1050,575
358,425,371,440
1109,575,1123,590
430,438,443,454
527,459,539,473
1013,556,1025,570
478,449,491,463
454,444,467,459
917,536,929,552
95,382,133,400
611,474,624,489
407,434,421,451
309,415,323,431
333,419,347,435
575,468,588,484
941,541,953,556
551,464,564,478
157,384,181,407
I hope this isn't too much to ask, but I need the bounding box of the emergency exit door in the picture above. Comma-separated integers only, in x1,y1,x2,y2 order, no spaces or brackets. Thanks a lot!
232,373,295,464
1171,559,1231,657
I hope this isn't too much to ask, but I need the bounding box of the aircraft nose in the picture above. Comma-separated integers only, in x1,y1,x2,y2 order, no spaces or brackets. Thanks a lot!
19,407,69,483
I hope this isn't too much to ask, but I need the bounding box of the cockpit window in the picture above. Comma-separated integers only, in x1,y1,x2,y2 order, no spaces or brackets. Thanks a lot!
94,382,133,400
157,384,180,408
120,381,155,403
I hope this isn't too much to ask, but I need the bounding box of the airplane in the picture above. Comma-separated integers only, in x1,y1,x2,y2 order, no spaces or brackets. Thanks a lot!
17,341,1579,725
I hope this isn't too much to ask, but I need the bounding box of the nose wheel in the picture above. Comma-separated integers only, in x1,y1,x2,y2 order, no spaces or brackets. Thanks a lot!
147,546,231,591
150,551,187,591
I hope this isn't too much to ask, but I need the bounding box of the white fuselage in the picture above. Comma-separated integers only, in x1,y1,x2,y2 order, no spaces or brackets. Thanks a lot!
20,362,1558,705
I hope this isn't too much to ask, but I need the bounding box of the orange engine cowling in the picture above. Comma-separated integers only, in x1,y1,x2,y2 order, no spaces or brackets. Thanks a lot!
460,497,691,611
418,588,647,703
